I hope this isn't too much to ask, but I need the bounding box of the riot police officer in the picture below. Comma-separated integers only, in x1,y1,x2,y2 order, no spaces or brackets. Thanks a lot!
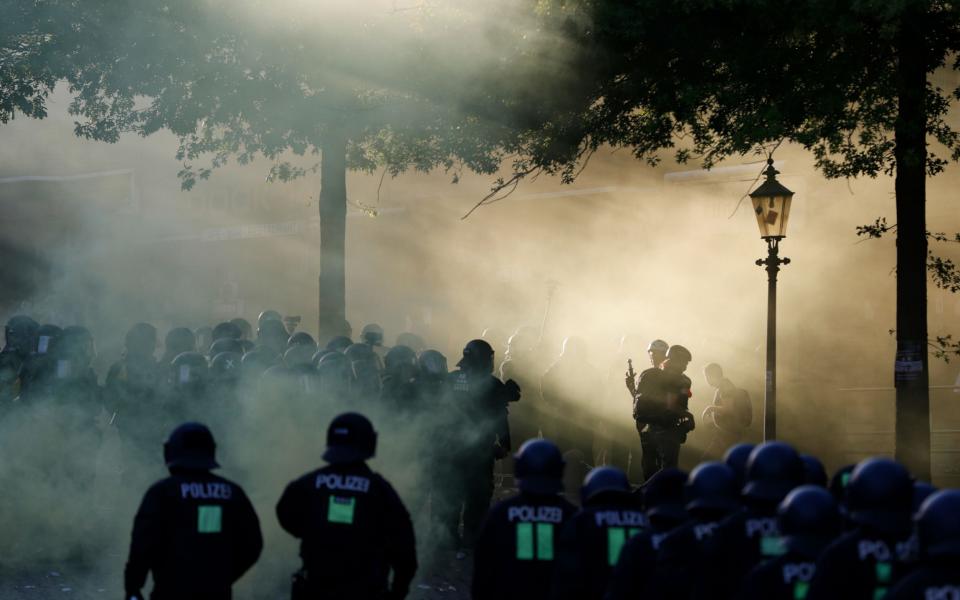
740,485,843,600
605,468,690,600
806,458,915,599
2,315,39,360
276,412,417,599
473,439,577,600
161,327,197,365
124,423,263,600
438,339,518,551
885,490,960,599
632,344,694,480
699,441,807,599
552,467,646,600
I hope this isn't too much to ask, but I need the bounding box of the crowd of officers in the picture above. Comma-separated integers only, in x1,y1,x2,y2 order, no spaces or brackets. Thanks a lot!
5,312,954,600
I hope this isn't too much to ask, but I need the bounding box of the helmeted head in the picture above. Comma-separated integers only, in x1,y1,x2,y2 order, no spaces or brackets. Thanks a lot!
4,315,39,357
778,485,842,557
916,490,960,559
801,454,828,488
581,466,631,505
723,443,756,489
646,339,669,367
743,441,805,505
230,317,253,340
208,337,244,358
170,351,208,389
418,350,448,382
323,412,377,464
317,351,352,395
457,339,495,374
846,457,913,534
257,319,289,355
642,467,689,526
258,310,283,328
212,321,242,342
384,345,418,380
325,335,353,353
284,344,316,369
163,422,219,470
663,345,692,373
164,327,197,362
125,323,157,359
288,331,317,350
210,351,242,384
685,461,740,516
514,439,565,495
240,346,279,380
703,363,724,388
360,323,384,347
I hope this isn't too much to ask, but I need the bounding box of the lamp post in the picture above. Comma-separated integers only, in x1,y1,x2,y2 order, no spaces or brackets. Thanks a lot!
751,158,795,441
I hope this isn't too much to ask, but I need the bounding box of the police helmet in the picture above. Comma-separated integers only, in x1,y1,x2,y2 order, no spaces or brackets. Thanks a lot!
642,467,689,525
828,464,856,505
284,344,316,369
418,350,448,378
209,337,244,357
913,481,937,514
685,461,739,514
846,457,912,534
318,351,351,379
743,441,805,504
666,344,692,363
164,327,197,360
581,466,630,504
384,345,417,372
513,439,565,495
325,335,353,353
212,321,242,342
258,310,283,327
230,317,253,340
171,351,208,386
210,351,242,382
778,485,842,556
457,339,495,372
4,315,39,354
288,331,317,349
258,318,287,340
36,324,62,355
723,443,755,488
802,454,828,488
163,422,219,470
125,323,157,357
323,412,377,464
311,349,335,367
395,332,426,354
916,490,960,559
647,339,669,353
345,342,377,363
361,323,384,346
240,347,279,378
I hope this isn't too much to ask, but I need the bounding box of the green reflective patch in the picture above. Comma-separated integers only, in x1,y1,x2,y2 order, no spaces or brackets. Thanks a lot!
873,587,888,600
327,496,356,524
793,581,810,600
516,523,534,560
608,527,627,566
197,505,222,533
628,528,642,538
875,562,892,584
761,536,786,557
536,523,554,560
841,472,852,487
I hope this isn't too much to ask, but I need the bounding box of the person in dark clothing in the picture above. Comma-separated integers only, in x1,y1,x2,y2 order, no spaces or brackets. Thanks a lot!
552,466,646,600
276,412,417,600
886,489,960,599
805,458,916,600
697,441,807,599
648,461,742,600
633,345,694,480
605,467,689,600
438,339,519,551
700,363,752,459
740,485,843,600
124,423,263,600
473,439,577,600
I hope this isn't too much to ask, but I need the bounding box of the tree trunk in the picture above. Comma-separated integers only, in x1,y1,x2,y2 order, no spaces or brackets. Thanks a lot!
893,10,930,480
318,132,349,343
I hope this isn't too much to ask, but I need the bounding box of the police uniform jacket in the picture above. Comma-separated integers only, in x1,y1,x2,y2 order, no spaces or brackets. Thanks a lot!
276,461,417,599
124,469,263,600
696,504,785,599
444,369,512,457
551,492,647,600
740,549,822,600
604,513,688,600
472,491,577,600
805,526,915,600
884,562,960,600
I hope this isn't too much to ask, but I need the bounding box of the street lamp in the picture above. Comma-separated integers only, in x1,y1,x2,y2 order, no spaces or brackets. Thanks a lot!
751,158,794,441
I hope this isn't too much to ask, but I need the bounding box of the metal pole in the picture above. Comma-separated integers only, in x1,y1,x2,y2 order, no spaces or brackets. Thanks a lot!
757,238,789,441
